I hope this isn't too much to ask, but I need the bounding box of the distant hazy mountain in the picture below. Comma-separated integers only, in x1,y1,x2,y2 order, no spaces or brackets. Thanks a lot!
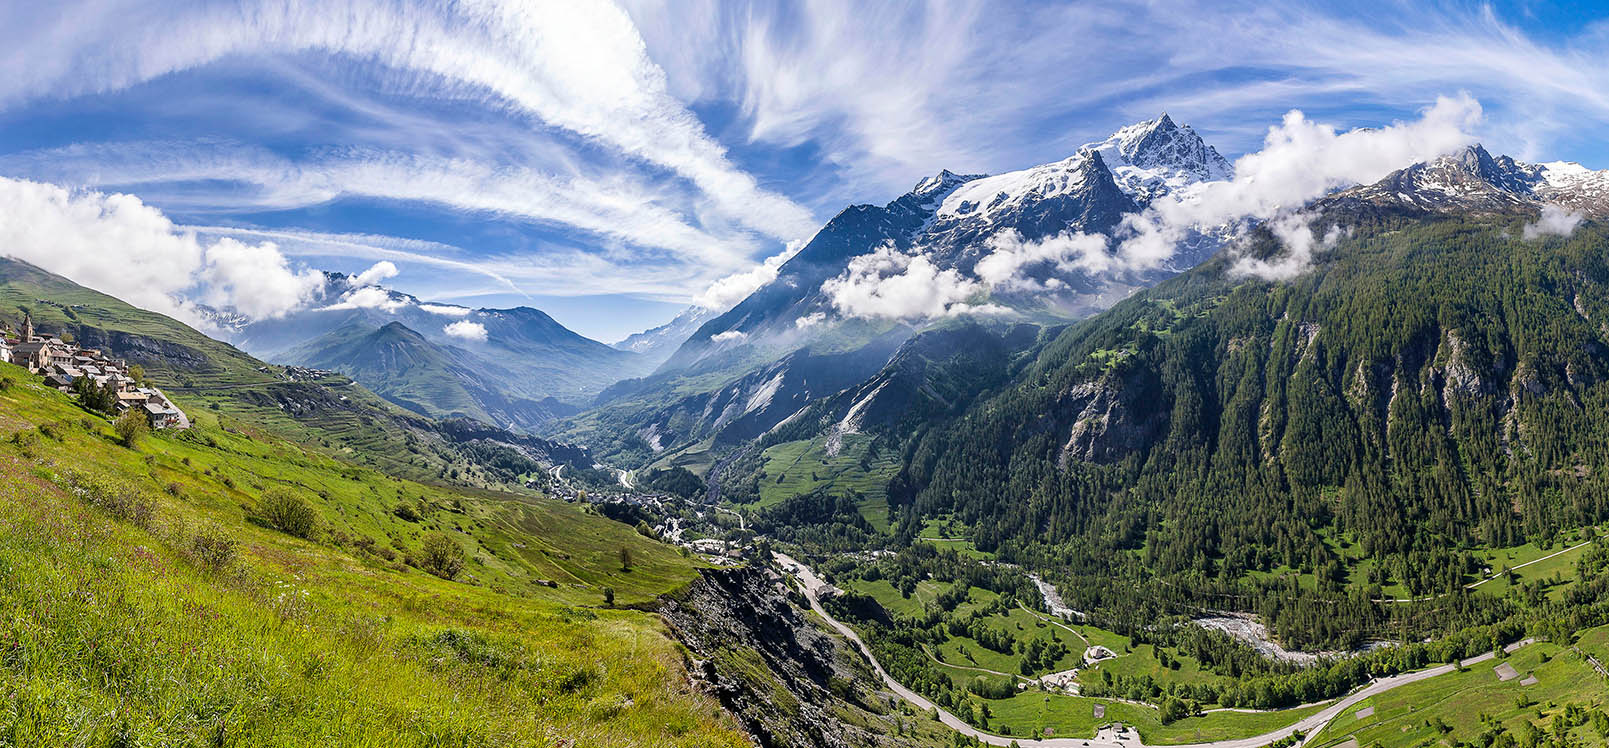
0,256,595,483
218,273,657,415
281,321,579,432
611,305,716,367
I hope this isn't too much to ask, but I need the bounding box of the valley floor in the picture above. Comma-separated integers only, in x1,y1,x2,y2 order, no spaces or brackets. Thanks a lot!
777,553,1607,748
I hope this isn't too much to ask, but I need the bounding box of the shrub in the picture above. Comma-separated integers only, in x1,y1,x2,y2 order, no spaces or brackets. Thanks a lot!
603,586,615,606
61,470,155,528
113,408,148,448
259,487,318,539
393,503,421,522
190,528,238,569
418,532,465,580
0,375,14,391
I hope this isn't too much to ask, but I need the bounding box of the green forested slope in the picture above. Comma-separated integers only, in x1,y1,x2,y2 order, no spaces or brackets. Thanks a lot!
892,216,1609,646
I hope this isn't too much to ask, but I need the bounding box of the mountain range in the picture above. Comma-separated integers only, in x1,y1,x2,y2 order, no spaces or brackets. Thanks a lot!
554,114,1260,467
206,271,660,431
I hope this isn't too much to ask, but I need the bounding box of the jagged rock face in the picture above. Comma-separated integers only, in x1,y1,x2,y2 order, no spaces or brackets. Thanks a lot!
1054,366,1169,465
923,150,1139,265
1083,112,1234,203
69,325,214,372
659,566,907,748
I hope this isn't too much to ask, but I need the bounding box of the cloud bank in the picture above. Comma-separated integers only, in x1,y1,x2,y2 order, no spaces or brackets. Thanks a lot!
0,177,320,325
822,243,992,321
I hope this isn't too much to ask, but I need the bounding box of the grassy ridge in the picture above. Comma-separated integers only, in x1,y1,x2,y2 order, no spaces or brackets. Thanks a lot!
755,435,902,531
0,257,560,489
0,362,743,746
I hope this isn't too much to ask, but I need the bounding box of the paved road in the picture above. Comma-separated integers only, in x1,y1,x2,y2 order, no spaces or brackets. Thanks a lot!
774,553,1535,748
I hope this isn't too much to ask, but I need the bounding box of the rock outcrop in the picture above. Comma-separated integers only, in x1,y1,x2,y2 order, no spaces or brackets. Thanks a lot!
660,565,929,748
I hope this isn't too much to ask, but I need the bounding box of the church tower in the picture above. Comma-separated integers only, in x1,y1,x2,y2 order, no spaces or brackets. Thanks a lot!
20,312,32,342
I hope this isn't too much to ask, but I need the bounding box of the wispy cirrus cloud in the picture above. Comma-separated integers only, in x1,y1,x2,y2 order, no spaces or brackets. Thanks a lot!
0,141,765,269
626,0,1609,199
0,0,815,239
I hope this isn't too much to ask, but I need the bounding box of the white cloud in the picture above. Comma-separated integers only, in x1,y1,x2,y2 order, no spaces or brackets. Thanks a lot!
353,260,398,286
710,330,747,343
975,230,1113,289
1232,214,1346,281
794,312,827,329
419,303,472,317
822,243,986,321
199,237,324,319
0,176,317,324
443,320,488,342
1522,204,1584,240
1117,95,1482,271
322,286,410,313
693,242,801,310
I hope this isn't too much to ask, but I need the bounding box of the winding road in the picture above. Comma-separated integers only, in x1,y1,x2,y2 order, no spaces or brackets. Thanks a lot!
774,553,1534,748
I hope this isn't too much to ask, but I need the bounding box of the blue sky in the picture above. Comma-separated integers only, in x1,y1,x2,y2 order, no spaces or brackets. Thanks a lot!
0,0,1605,342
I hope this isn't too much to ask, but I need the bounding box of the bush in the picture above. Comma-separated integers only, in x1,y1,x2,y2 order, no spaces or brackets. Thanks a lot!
419,532,466,580
191,528,238,569
393,503,421,522
259,487,318,539
113,408,149,448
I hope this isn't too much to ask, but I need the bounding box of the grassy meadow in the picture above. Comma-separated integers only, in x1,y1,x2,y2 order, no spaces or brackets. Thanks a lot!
0,362,744,747
1309,635,1608,748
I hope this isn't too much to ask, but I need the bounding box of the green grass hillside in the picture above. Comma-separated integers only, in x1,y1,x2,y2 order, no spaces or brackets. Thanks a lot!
0,361,744,747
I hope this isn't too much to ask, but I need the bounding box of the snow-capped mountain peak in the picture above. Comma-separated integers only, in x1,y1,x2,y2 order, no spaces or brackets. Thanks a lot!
1324,144,1609,219
1538,160,1609,217
1083,112,1233,202
912,168,983,198
933,150,1113,221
